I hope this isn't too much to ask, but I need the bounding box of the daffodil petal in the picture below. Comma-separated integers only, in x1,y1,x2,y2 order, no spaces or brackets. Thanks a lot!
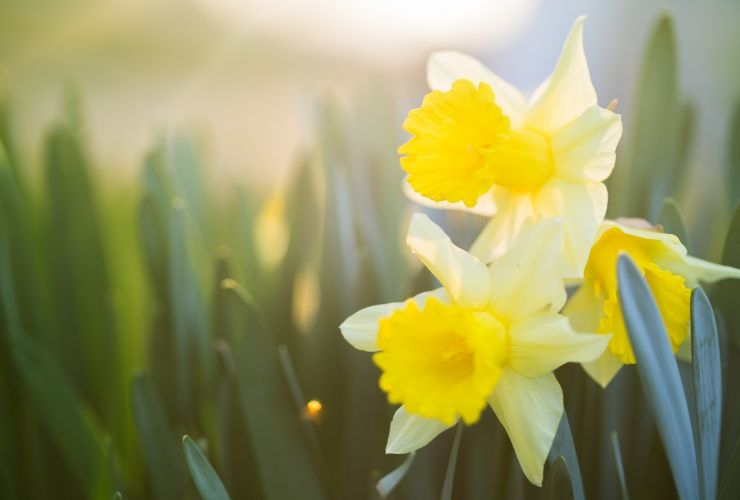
427,50,527,127
406,213,491,308
487,218,567,320
671,255,740,287
488,370,563,486
509,314,611,377
535,178,607,278
386,405,452,454
562,284,605,333
339,289,448,352
469,188,537,263
551,105,622,183
581,349,623,388
402,177,497,216
526,16,598,132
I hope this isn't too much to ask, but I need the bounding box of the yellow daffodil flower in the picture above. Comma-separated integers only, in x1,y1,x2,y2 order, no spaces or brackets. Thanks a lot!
564,219,740,388
399,17,622,278
339,213,610,485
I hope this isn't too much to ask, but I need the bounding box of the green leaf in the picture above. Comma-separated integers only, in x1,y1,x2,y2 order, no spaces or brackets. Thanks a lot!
376,453,416,498
10,334,111,497
214,279,327,500
131,373,183,500
610,432,630,500
690,288,722,500
182,436,231,500
548,412,585,500
440,422,463,500
728,101,740,204
659,197,691,252
715,205,740,345
617,254,699,500
543,456,573,500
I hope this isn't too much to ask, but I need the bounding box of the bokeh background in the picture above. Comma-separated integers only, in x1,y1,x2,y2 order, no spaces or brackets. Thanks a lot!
1,0,740,499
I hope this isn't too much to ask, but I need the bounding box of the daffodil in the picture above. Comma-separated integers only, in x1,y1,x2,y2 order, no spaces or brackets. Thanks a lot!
339,213,610,485
398,17,622,277
564,219,740,388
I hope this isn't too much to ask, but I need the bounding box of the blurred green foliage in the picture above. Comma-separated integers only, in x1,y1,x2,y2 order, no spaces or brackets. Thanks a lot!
0,13,740,500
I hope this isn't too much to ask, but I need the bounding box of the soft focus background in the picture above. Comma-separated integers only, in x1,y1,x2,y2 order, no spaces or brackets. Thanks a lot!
1,0,740,499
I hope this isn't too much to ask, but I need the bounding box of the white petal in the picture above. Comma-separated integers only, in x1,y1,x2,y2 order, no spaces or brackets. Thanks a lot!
581,350,623,388
427,50,528,127
551,105,623,183
562,284,605,333
402,177,497,217
469,188,537,263
486,218,567,320
339,289,448,352
386,406,452,454
489,370,563,486
406,213,491,308
671,255,740,287
526,17,598,132
509,314,611,377
534,179,607,278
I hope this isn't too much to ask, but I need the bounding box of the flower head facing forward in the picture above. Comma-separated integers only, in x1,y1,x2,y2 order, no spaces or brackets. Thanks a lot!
340,213,610,485
564,219,740,387
399,17,622,278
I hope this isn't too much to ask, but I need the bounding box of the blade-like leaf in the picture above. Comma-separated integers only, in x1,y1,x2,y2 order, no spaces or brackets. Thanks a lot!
376,453,416,498
543,456,573,500
715,205,740,345
183,436,231,500
611,432,630,500
617,254,700,500
691,288,722,500
659,198,691,252
548,412,585,500
440,422,464,500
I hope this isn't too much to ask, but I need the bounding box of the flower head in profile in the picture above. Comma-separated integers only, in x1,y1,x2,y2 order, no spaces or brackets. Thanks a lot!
339,214,609,485
564,219,740,387
399,17,622,277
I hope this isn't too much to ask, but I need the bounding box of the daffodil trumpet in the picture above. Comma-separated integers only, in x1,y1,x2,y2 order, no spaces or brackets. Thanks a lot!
564,219,740,388
399,16,622,278
340,214,610,485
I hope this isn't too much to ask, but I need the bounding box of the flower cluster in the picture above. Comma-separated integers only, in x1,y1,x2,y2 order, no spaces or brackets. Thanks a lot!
340,16,740,486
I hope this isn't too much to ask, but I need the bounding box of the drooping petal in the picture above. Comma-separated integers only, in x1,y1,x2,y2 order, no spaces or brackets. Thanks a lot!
339,288,448,352
534,178,607,278
469,187,537,263
402,177,497,216
487,218,567,320
488,370,563,486
551,105,622,183
427,50,528,127
526,16,598,133
509,314,610,377
386,405,452,454
406,213,491,308
581,350,624,388
669,255,740,287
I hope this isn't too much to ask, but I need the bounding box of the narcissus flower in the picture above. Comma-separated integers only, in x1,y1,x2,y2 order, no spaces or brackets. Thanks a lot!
399,17,622,277
564,219,740,387
339,214,609,485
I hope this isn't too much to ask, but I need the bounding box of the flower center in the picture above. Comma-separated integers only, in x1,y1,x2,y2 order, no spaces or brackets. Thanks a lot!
586,228,691,364
373,297,507,426
399,79,555,207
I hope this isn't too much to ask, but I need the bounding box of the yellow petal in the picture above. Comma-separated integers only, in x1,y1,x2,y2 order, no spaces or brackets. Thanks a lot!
486,219,567,320
488,370,563,486
427,50,528,127
406,213,491,308
402,176,497,216
670,255,740,287
509,314,610,377
339,289,449,352
551,105,622,183
562,283,605,333
534,179,607,278
581,349,623,388
386,406,452,454
526,16,598,132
